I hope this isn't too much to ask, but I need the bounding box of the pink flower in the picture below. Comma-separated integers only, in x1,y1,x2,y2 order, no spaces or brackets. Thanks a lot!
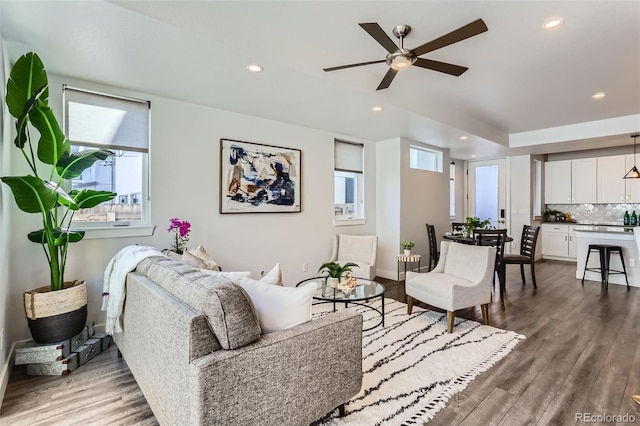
167,217,191,254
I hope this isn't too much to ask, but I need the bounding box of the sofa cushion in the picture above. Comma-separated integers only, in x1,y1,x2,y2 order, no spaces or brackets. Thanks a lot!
141,257,261,349
236,277,317,334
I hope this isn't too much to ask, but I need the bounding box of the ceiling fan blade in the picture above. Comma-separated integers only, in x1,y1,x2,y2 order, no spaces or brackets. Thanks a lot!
414,58,468,76
412,19,488,57
323,59,386,72
376,68,398,90
359,23,399,54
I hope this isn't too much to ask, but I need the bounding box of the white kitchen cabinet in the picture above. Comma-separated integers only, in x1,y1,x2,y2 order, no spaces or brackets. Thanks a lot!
597,155,626,203
568,225,578,258
541,224,578,261
544,160,572,204
545,159,596,204
571,158,597,203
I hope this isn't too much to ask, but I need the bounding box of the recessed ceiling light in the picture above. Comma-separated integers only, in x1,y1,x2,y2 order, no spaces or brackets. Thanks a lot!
246,64,263,73
459,135,468,140
470,155,477,158
371,106,383,112
592,92,606,100
543,17,563,29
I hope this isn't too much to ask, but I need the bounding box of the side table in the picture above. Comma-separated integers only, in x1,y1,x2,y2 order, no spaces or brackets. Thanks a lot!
397,254,421,301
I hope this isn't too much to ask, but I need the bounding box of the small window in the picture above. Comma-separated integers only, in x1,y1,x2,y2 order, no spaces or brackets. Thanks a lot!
450,162,456,217
410,145,443,172
334,139,364,220
63,86,150,226
533,159,542,217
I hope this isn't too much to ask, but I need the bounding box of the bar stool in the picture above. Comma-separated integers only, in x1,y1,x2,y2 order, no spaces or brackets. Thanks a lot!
581,244,629,289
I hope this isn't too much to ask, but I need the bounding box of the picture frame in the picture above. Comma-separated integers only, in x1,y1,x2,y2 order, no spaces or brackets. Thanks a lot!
219,139,302,214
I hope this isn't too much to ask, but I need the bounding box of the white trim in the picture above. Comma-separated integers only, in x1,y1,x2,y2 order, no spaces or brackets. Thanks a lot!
333,218,367,227
81,225,156,240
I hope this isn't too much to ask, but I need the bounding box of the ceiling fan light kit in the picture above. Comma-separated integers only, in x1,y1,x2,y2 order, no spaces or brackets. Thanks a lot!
323,19,488,90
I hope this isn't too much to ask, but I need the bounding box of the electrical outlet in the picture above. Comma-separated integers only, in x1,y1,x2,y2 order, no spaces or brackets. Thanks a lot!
630,259,636,267
302,263,309,272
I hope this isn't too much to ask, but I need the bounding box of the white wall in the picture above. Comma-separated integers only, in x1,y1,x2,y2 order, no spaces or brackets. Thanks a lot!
375,138,401,279
0,36,12,404
451,158,465,221
4,73,377,348
376,138,450,279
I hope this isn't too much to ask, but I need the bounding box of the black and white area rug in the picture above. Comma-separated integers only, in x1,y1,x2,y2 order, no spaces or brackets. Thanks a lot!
312,299,525,425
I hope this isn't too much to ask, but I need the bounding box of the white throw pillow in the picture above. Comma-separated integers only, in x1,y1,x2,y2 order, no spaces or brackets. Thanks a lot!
260,263,283,286
236,277,317,334
188,244,220,271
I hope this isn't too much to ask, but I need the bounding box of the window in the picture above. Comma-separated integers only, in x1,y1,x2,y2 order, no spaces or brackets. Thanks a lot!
334,139,364,222
63,86,150,227
533,159,542,217
450,162,456,217
410,145,443,172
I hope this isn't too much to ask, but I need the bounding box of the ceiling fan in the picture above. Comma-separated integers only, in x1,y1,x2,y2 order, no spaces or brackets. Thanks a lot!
323,19,488,90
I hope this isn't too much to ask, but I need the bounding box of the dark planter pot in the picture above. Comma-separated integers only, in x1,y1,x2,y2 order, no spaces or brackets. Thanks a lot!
23,280,88,344
27,305,87,343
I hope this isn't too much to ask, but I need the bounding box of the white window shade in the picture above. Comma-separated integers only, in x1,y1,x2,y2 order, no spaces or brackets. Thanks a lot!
64,86,150,153
335,140,363,174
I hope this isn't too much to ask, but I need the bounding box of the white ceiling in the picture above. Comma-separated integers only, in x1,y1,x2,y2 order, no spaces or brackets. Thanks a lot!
2,1,639,159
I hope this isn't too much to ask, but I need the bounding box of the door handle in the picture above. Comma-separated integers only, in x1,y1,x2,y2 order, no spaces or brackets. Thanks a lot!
565,235,567,241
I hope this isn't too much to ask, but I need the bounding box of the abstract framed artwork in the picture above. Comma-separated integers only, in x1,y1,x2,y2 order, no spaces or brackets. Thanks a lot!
220,139,302,213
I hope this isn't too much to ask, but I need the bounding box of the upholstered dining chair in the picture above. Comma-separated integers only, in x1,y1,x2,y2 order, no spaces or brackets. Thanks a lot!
473,229,507,298
406,241,496,333
503,225,540,289
425,223,439,271
329,234,378,280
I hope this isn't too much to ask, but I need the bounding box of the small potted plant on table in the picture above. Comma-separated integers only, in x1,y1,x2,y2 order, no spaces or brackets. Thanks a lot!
401,241,415,256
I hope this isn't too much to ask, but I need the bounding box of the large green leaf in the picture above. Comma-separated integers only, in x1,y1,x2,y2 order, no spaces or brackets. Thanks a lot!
43,181,78,210
30,105,69,166
13,85,47,149
0,175,57,213
28,229,85,246
56,149,114,179
71,189,118,209
6,52,49,119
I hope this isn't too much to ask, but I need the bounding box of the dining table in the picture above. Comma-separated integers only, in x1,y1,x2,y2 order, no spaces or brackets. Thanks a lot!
443,232,514,245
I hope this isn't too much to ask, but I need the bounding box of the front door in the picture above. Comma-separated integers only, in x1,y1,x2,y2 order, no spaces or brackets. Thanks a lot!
467,159,506,229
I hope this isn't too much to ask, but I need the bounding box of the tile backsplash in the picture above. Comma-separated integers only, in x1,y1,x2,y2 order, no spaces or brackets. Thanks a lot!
547,204,640,224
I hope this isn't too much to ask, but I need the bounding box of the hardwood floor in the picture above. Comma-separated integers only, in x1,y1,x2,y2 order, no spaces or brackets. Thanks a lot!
2,260,639,425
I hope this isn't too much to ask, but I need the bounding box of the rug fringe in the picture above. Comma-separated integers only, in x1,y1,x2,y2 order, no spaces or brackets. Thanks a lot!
404,333,525,425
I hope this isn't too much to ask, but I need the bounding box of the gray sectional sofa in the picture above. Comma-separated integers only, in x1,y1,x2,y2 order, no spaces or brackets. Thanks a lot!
113,255,363,425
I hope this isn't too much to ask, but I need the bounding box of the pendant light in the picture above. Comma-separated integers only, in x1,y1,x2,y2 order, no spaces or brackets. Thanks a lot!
623,133,640,179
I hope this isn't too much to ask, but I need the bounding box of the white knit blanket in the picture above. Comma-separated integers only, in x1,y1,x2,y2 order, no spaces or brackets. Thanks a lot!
102,245,163,335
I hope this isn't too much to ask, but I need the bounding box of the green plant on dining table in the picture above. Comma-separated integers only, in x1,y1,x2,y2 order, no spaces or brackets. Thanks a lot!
0,52,117,291
464,216,492,235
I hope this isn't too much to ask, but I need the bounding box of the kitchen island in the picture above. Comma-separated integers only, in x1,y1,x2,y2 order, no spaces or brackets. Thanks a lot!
574,226,639,288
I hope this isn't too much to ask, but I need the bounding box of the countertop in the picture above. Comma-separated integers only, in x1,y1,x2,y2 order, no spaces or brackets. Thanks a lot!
573,225,636,234
543,221,637,233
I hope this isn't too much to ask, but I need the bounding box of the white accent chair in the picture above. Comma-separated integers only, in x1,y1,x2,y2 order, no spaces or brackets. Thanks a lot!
405,241,496,333
329,235,378,280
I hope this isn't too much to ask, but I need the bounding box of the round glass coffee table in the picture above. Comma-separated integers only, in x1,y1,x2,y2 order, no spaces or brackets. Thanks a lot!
296,277,385,331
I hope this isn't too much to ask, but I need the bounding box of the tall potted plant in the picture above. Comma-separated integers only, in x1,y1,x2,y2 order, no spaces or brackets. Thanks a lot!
1,52,117,343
